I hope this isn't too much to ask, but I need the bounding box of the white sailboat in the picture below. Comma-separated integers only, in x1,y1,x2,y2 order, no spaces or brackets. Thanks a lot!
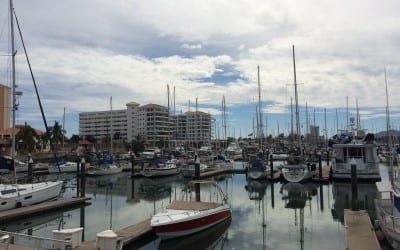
281,45,313,183
374,69,400,248
0,0,63,212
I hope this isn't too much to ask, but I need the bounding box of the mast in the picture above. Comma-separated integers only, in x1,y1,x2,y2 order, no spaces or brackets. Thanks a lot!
62,107,65,152
290,97,294,143
292,45,300,145
385,69,390,148
10,0,17,180
110,96,113,154
257,65,263,145
222,96,227,148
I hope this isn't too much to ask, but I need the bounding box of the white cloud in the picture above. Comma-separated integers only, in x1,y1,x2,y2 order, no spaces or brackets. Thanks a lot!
1,0,400,135
181,43,202,50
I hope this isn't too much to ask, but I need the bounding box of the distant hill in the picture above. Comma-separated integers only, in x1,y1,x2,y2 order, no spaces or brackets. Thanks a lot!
375,129,400,138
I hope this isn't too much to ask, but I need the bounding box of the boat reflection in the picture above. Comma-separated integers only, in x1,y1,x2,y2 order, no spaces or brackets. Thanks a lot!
245,178,268,249
0,210,64,233
245,179,268,200
135,175,179,201
331,182,378,224
280,182,317,250
157,217,231,250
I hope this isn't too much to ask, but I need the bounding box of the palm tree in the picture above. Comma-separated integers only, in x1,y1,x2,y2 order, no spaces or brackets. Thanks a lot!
48,121,66,152
16,124,38,153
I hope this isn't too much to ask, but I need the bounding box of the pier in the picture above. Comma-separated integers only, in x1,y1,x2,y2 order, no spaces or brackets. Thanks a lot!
344,209,381,250
77,219,154,250
0,197,90,222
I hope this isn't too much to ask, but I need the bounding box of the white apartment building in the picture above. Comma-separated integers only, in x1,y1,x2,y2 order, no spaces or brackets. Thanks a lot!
184,111,212,147
79,109,128,141
79,102,212,147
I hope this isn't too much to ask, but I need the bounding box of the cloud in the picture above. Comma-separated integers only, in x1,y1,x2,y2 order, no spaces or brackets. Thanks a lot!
1,0,400,136
181,43,202,50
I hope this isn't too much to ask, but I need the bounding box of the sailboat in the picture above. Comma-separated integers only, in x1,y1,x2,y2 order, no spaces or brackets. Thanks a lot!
246,66,268,180
0,0,63,211
280,45,313,183
374,70,400,248
86,97,122,176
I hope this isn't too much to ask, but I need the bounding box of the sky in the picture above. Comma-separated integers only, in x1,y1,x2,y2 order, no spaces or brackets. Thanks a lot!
0,0,400,139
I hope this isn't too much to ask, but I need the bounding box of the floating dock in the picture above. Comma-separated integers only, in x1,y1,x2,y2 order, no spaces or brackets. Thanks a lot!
0,197,90,222
77,219,153,250
344,209,381,250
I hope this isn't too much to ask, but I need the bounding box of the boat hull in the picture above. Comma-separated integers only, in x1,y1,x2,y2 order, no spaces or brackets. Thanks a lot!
247,170,267,180
281,165,313,183
48,162,78,173
0,181,63,211
375,198,400,249
151,205,231,239
141,167,180,178
86,164,122,176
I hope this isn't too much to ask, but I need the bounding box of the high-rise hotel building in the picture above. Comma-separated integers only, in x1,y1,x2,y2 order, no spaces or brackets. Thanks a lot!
79,101,212,147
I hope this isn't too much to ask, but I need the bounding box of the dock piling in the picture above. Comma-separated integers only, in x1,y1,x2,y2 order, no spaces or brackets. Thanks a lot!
351,159,358,211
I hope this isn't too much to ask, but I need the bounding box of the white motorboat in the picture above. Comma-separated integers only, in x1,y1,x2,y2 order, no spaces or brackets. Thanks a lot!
141,160,180,178
86,164,122,176
181,163,208,178
0,181,63,211
151,180,231,239
48,161,78,173
330,132,380,181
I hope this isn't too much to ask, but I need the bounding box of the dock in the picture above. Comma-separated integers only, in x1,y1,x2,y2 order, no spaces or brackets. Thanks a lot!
200,168,245,178
77,219,153,250
344,209,381,250
312,165,331,183
0,197,90,222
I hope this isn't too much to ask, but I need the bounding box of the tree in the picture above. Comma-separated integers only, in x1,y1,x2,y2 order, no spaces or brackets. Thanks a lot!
85,135,96,144
70,134,80,144
48,121,66,152
16,124,38,152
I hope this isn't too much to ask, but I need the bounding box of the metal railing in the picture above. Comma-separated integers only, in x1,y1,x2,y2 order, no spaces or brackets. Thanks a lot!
0,230,72,250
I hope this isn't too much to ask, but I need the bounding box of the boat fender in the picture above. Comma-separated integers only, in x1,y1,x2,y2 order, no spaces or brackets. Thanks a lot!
16,201,22,208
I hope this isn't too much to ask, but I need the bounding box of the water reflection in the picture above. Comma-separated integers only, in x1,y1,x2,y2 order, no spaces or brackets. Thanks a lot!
157,218,231,250
280,182,318,250
0,171,355,249
331,182,378,223
244,178,268,250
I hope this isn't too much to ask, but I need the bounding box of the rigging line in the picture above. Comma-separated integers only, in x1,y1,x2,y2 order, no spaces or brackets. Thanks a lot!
13,7,61,175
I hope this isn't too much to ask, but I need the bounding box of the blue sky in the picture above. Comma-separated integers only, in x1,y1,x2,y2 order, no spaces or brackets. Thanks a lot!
0,0,400,138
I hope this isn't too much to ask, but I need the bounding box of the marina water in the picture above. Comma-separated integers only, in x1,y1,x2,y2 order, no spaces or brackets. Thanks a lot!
0,162,392,249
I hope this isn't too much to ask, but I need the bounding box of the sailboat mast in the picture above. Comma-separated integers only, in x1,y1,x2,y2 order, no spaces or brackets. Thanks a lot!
385,69,390,148
257,65,263,145
292,45,300,144
10,0,17,179
110,96,113,154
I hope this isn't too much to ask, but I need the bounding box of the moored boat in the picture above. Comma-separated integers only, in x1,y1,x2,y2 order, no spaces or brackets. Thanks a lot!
86,163,122,176
141,160,180,178
48,161,78,173
0,181,63,211
330,131,380,181
150,180,231,239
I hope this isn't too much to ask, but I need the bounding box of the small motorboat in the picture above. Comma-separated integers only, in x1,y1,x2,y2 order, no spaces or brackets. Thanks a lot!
150,180,231,239
86,163,122,176
48,161,78,173
141,160,180,178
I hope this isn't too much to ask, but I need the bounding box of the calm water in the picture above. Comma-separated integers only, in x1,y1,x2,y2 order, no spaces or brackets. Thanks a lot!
0,162,392,250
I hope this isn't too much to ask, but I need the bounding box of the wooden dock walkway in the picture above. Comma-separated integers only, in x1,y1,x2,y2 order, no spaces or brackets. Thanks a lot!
0,197,90,222
199,168,245,178
344,209,381,250
312,165,331,183
77,219,153,250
